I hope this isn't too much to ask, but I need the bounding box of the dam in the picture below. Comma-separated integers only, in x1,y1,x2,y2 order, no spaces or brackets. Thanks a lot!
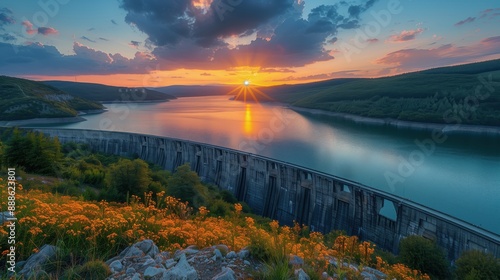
34,128,500,261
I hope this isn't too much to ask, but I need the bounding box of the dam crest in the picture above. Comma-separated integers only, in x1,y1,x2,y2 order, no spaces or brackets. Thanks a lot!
35,128,500,261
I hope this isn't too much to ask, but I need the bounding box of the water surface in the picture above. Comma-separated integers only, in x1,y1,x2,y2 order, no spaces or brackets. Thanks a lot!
40,96,500,233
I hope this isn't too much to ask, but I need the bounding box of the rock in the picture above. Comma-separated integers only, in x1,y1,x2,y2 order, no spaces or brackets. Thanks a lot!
321,271,329,279
132,273,142,280
289,255,304,266
226,251,237,259
294,268,310,280
19,244,57,278
211,267,236,280
243,260,251,266
237,249,250,259
183,248,200,256
360,271,377,280
362,267,387,279
0,211,14,224
144,266,167,278
329,258,338,268
165,259,177,269
213,244,229,254
214,249,223,260
126,267,136,274
164,253,198,280
109,260,123,273
107,239,159,265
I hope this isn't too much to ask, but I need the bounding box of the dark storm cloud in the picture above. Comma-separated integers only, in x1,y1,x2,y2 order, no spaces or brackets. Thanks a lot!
120,0,295,47
126,0,379,70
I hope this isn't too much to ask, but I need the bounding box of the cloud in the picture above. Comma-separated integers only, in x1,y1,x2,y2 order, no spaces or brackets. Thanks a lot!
376,36,500,71
111,19,118,25
0,41,157,76
38,27,58,36
200,72,212,76
129,40,140,48
0,1,383,76
121,0,379,69
81,36,96,43
22,20,36,35
88,27,96,31
22,21,58,36
259,68,296,73
99,37,109,41
454,17,475,26
0,33,15,41
389,28,424,42
366,38,379,43
0,8,15,27
480,8,500,19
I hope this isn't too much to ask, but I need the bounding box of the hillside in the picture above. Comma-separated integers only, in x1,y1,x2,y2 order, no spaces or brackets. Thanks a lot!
44,81,176,102
239,59,500,126
0,76,104,121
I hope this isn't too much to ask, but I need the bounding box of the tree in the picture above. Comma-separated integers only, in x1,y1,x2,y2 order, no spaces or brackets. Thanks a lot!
399,235,450,279
455,250,500,280
105,158,151,202
166,164,207,208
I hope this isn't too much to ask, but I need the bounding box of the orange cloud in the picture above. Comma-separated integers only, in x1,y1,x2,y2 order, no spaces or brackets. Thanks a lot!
389,28,424,42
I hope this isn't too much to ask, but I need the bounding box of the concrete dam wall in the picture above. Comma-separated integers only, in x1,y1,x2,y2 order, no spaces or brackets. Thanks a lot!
35,128,500,261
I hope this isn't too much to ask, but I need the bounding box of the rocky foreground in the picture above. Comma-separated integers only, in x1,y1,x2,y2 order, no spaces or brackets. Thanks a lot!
15,239,389,280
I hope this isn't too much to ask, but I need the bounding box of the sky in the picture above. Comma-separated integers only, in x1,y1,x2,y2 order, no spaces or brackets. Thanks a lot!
0,0,499,87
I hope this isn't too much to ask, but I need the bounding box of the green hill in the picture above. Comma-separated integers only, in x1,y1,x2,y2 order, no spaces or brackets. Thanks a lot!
242,59,500,126
0,76,104,121
44,81,176,102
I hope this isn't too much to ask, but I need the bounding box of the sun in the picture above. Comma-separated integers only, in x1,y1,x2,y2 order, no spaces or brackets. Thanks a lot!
244,80,250,86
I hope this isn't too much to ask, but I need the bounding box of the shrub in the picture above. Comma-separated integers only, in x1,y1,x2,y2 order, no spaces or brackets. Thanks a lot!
455,250,500,280
399,236,450,279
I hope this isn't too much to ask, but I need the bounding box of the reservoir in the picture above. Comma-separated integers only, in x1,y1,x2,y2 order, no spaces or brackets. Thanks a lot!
34,95,500,234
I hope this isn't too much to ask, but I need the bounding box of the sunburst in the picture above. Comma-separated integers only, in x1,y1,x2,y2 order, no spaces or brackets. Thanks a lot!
226,80,273,104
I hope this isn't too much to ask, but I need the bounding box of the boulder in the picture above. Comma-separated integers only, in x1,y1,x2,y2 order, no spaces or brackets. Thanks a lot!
106,239,159,264
289,255,304,266
211,267,236,280
144,266,167,279
294,268,310,280
19,244,57,278
164,253,198,280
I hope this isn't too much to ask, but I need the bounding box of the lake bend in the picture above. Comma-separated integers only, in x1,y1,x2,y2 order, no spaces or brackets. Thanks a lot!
30,96,500,234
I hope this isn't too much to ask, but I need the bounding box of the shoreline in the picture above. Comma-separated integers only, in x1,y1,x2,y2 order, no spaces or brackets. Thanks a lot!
99,99,173,104
288,106,500,136
0,116,87,127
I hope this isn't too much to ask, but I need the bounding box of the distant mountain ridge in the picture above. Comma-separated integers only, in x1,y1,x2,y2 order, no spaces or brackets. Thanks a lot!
237,59,500,126
0,76,104,121
44,81,176,102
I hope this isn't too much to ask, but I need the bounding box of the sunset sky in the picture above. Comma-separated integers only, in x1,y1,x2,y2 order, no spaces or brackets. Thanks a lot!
0,0,499,87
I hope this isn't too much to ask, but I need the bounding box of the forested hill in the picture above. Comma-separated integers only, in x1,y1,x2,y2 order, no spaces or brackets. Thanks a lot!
44,81,176,102
241,59,500,126
0,76,104,121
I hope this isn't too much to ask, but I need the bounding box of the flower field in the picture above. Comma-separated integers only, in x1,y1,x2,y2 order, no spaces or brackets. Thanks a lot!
0,181,429,279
